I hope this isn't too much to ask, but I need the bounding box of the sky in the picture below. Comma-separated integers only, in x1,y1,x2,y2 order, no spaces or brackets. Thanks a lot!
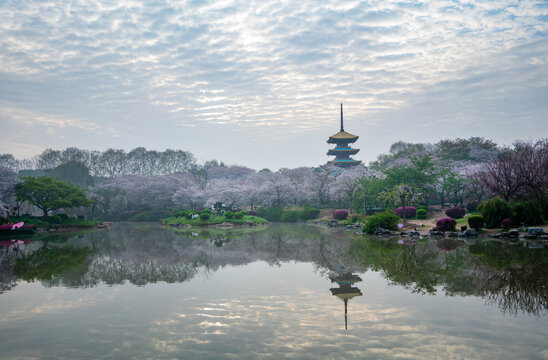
0,0,547,170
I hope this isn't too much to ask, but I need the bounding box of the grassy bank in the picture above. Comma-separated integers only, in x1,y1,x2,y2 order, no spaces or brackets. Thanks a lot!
9,215,99,229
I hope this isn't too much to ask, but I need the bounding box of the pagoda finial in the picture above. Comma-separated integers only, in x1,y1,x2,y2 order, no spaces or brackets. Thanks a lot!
340,103,344,131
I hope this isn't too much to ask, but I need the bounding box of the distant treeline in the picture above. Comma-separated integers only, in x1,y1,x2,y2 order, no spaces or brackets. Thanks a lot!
1,137,546,224
0,147,196,177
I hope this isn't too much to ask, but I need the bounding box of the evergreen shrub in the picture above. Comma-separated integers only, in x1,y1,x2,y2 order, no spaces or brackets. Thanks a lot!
478,198,512,228
299,207,320,221
349,214,361,223
224,211,234,219
436,217,457,232
395,206,417,218
234,211,244,219
333,210,349,220
363,212,399,234
416,209,428,219
174,210,188,218
257,207,283,222
280,210,299,222
467,215,484,230
199,213,210,220
510,200,544,226
445,207,465,219
43,215,62,224
466,201,479,212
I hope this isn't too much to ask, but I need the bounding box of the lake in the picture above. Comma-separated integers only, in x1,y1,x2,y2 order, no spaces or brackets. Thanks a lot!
0,223,546,359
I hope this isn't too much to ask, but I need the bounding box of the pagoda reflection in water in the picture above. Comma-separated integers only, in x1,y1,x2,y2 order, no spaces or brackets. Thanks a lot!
329,263,363,330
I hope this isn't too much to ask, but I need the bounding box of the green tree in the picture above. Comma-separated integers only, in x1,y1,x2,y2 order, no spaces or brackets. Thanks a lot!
51,160,94,188
380,184,417,222
384,155,438,206
15,176,92,216
355,176,385,215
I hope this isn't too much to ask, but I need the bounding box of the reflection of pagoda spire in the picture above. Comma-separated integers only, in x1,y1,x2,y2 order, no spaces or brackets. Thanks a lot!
329,265,363,330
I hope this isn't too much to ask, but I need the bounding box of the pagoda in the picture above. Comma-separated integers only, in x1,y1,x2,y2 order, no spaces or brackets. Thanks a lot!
327,104,362,168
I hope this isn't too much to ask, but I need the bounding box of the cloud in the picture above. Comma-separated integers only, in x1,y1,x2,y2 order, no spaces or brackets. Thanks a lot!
0,0,547,168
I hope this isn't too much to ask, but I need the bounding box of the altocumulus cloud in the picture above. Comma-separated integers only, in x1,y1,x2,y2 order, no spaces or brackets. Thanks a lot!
0,0,547,168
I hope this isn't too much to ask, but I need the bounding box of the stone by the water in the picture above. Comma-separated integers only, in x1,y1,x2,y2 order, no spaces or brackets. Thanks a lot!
528,227,545,236
462,229,478,237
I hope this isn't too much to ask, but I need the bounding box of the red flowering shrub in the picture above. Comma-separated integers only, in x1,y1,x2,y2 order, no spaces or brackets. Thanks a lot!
436,217,457,232
333,209,349,220
445,207,466,219
501,218,511,229
395,206,417,218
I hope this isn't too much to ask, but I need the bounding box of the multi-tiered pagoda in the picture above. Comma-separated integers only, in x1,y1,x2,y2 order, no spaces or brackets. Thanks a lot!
327,104,362,168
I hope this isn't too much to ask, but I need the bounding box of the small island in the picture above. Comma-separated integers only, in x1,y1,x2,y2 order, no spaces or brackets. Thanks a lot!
162,208,268,228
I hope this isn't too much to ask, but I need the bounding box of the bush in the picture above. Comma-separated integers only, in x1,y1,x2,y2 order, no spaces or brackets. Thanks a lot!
468,215,484,230
363,212,399,234
445,207,466,219
349,214,361,223
58,214,69,221
199,213,210,220
466,201,479,212
395,206,417,218
333,209,349,220
299,206,320,221
510,200,544,226
43,215,62,224
416,209,428,219
257,207,283,222
436,217,457,232
501,218,511,229
280,210,299,222
224,211,234,219
478,198,512,228
174,210,188,218
199,209,212,215
233,211,244,219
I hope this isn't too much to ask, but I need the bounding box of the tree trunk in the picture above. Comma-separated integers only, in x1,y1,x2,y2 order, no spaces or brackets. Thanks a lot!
42,208,48,217
349,196,353,214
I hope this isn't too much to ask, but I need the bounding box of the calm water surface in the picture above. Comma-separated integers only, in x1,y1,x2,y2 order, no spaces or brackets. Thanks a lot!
0,223,546,359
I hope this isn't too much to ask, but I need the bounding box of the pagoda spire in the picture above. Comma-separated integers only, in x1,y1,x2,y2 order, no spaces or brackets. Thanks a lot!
340,103,344,131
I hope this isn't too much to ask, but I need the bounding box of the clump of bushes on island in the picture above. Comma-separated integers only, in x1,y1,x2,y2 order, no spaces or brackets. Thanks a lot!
164,208,268,226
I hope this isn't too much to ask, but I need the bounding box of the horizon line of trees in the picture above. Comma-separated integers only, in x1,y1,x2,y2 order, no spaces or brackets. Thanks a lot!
1,137,546,223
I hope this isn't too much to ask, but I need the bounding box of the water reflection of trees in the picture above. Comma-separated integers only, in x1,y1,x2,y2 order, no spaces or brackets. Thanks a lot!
351,237,547,316
1,224,546,316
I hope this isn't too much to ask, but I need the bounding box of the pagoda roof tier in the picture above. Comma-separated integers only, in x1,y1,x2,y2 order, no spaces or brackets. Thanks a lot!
327,131,359,144
328,159,363,168
327,148,359,156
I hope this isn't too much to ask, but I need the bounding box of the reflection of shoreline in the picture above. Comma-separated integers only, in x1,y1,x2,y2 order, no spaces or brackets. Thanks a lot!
1,223,546,317
329,266,362,330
